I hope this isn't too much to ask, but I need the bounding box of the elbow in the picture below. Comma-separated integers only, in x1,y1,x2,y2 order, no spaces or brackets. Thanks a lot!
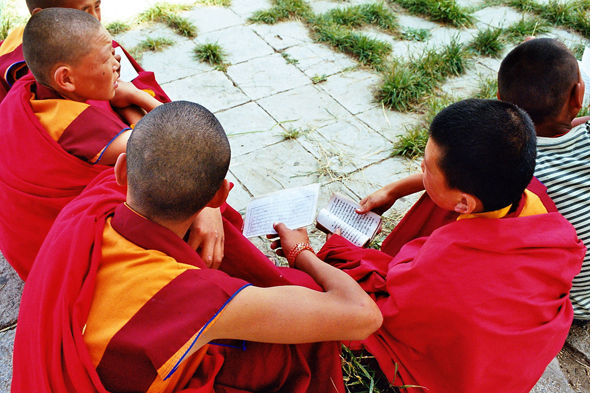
350,300,383,341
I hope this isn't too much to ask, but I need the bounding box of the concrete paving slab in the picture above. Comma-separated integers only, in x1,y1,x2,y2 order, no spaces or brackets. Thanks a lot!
530,357,577,393
474,6,525,29
456,0,486,8
229,140,320,197
183,6,245,34
226,53,311,100
162,70,250,112
139,38,212,84
229,0,272,20
356,106,422,142
428,26,477,47
397,14,439,31
217,102,285,157
567,322,590,361
317,69,381,115
0,255,22,329
343,157,422,215
390,40,429,59
195,25,275,65
475,55,504,74
297,116,392,175
440,67,491,99
112,22,175,49
0,328,15,393
283,42,357,78
101,0,195,24
226,170,254,214
257,84,352,130
546,28,586,47
309,0,345,14
250,21,314,51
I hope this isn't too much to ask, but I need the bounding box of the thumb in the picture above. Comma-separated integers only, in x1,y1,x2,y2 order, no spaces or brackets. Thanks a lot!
273,222,287,235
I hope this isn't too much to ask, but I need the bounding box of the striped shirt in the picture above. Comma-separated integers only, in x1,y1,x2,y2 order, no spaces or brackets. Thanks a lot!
536,123,590,319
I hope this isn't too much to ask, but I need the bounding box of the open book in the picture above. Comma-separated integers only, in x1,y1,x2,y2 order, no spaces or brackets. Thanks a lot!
316,193,382,247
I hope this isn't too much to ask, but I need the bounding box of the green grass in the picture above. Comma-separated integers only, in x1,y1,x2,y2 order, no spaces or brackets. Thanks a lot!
311,74,328,83
392,0,474,28
105,21,131,35
474,76,498,99
577,105,590,118
506,0,543,13
391,95,457,157
317,2,398,33
503,17,551,43
470,27,504,57
194,41,228,71
128,36,175,62
195,0,232,5
313,22,392,70
341,346,400,392
377,40,471,111
0,2,27,41
570,41,588,60
281,52,300,65
283,127,305,139
248,0,313,24
400,27,431,42
137,2,197,37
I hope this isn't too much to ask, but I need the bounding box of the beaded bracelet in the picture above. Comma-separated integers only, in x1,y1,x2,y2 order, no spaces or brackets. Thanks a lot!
287,242,315,267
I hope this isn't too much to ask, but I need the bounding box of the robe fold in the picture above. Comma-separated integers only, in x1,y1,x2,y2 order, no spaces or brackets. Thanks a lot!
318,188,584,393
0,27,170,104
12,170,343,393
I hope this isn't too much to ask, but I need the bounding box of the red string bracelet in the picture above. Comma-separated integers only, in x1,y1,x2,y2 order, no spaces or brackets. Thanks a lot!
287,242,314,267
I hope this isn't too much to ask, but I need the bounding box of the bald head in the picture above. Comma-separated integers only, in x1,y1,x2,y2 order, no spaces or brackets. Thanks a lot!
26,0,65,13
23,8,104,86
498,38,580,125
127,101,231,223
26,0,102,21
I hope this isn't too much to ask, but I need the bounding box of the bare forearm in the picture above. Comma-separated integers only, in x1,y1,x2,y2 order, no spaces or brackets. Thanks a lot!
386,173,425,199
132,90,163,113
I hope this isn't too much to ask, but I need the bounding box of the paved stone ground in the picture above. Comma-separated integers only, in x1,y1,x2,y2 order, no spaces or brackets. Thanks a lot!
1,0,590,391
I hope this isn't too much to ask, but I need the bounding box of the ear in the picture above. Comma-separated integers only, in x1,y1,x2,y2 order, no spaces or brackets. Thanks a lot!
496,91,501,101
31,7,43,15
454,193,478,214
52,65,76,93
206,179,230,209
570,80,584,113
114,153,127,187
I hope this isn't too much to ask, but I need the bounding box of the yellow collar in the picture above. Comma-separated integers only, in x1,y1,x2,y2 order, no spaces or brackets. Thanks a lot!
457,190,547,220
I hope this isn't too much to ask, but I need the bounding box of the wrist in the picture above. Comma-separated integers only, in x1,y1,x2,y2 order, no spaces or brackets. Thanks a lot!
287,242,314,268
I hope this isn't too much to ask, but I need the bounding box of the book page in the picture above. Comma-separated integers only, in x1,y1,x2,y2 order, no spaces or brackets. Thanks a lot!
115,47,140,82
316,193,381,247
243,184,320,238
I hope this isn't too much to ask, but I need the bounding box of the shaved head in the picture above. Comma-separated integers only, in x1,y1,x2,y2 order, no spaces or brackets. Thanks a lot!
127,101,231,223
22,8,103,86
498,38,580,125
26,0,102,21
26,0,66,13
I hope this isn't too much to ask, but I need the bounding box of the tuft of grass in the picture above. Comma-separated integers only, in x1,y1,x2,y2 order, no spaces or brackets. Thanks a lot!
470,27,504,57
137,37,175,52
137,2,197,37
506,0,542,13
577,105,590,118
378,61,434,112
474,76,498,99
540,0,576,27
392,0,473,28
341,346,399,392
283,127,305,139
318,2,398,33
391,95,456,157
248,0,313,24
503,16,551,43
313,22,392,70
194,41,228,71
570,41,588,61
105,21,131,35
281,52,300,65
195,0,232,6
0,3,27,41
312,74,328,83
400,27,431,42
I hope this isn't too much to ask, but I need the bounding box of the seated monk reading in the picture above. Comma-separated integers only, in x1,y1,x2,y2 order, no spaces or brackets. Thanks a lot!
317,99,585,393
11,101,383,393
0,8,219,280
0,0,170,103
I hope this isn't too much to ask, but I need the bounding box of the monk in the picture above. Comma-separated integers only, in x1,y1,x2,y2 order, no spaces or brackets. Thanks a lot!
318,99,585,392
0,0,170,103
12,100,383,393
0,9,216,280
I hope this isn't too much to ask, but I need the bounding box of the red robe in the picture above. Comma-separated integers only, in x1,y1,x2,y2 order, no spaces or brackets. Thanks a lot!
318,189,584,393
0,27,170,104
12,170,344,393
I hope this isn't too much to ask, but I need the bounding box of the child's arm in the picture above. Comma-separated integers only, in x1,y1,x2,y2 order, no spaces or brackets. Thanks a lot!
110,80,163,123
94,130,131,166
187,207,225,269
356,173,425,215
572,116,590,127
